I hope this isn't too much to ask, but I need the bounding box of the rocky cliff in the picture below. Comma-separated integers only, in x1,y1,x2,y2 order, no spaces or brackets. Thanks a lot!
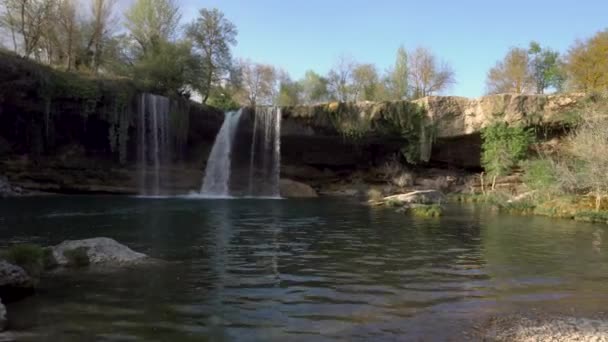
0,53,590,194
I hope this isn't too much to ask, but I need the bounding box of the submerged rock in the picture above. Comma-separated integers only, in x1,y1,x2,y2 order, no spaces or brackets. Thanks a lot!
50,238,148,267
279,179,318,198
0,260,34,302
382,190,447,206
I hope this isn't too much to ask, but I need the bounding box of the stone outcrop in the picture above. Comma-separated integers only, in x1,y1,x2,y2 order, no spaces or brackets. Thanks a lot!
51,238,148,266
279,179,318,198
414,93,585,138
382,190,447,205
0,260,34,302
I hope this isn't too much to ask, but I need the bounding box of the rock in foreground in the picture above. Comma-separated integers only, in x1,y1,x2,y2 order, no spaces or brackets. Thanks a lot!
482,314,608,342
0,260,34,302
279,179,318,198
51,238,148,267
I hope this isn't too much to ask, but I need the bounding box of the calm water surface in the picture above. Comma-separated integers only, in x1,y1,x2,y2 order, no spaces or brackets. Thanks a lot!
0,196,607,341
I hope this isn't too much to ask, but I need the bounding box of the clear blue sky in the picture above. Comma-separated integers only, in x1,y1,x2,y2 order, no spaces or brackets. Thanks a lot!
174,0,607,97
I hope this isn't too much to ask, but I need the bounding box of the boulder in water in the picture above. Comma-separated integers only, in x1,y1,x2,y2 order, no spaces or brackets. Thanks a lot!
0,260,35,302
280,179,318,198
51,238,148,267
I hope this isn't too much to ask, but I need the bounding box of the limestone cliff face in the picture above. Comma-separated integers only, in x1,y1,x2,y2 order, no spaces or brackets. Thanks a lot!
281,93,584,140
415,93,585,138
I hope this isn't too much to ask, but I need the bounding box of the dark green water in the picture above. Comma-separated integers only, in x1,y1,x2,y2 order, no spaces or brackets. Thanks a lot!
0,196,607,341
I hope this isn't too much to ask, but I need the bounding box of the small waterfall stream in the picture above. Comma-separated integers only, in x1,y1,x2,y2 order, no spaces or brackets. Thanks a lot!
200,110,243,197
200,107,281,198
248,107,282,198
137,93,171,196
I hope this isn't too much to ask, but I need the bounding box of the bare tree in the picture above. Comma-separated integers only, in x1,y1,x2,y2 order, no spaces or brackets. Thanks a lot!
0,0,57,57
327,55,355,102
85,0,118,72
408,47,455,99
236,59,277,106
486,47,534,94
54,0,78,70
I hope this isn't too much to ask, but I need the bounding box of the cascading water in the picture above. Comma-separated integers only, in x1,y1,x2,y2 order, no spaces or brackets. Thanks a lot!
137,93,171,196
200,110,243,197
247,107,282,198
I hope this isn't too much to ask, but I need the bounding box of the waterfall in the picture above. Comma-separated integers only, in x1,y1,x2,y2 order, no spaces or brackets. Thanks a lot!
200,110,243,197
247,107,282,198
137,93,171,196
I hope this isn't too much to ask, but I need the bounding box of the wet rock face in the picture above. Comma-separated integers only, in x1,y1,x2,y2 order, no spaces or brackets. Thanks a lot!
51,238,148,267
0,260,34,302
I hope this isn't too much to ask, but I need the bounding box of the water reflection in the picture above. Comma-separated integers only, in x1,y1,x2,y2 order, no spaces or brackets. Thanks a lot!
0,198,606,340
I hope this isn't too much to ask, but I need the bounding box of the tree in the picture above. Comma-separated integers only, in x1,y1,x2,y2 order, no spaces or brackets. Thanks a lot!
0,0,57,57
84,0,118,72
528,41,563,94
186,8,237,104
408,47,455,99
276,71,301,106
352,63,380,101
124,0,180,54
481,123,534,190
486,47,533,94
300,70,328,104
386,45,409,100
236,59,276,106
55,0,78,70
133,39,197,96
327,55,355,102
565,30,608,93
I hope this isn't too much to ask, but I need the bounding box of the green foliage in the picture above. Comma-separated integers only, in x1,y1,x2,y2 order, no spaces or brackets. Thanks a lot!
522,159,560,197
186,8,238,103
300,70,329,104
207,87,240,111
277,78,302,106
63,247,90,268
481,123,534,178
124,0,182,53
132,40,198,97
409,205,443,218
528,41,565,93
2,244,45,277
574,211,608,224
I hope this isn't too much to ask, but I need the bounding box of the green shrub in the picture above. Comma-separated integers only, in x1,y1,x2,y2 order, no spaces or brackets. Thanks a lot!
409,205,443,218
63,247,90,268
481,123,534,189
522,158,561,198
497,200,537,215
574,211,608,224
2,244,45,277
